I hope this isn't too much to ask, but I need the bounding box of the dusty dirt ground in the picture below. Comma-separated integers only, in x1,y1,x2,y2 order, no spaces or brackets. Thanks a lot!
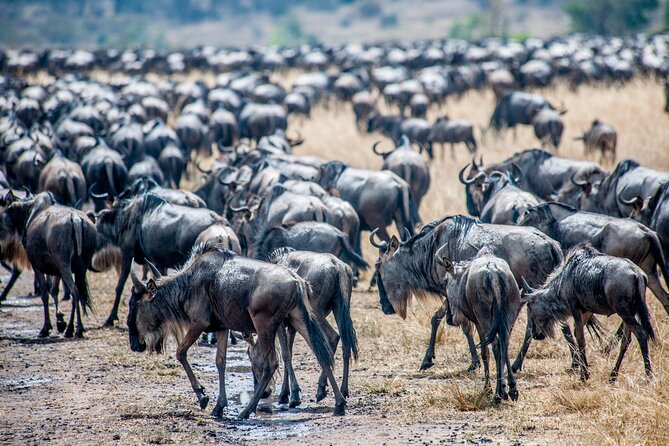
2,78,669,445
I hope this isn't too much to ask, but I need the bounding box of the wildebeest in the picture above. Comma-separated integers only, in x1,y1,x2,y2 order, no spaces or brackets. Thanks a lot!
194,222,242,255
371,215,562,371
269,247,357,404
429,116,477,157
468,170,541,224
119,177,206,209
490,91,564,134
80,143,128,211
317,161,420,241
37,152,87,208
517,202,669,315
532,108,564,149
622,182,669,259
576,120,617,164
239,103,288,144
462,149,607,216
252,221,369,274
435,245,521,402
95,193,226,326
371,136,430,211
157,144,187,189
351,91,376,130
0,191,97,337
572,159,669,217
127,244,346,418
522,244,653,382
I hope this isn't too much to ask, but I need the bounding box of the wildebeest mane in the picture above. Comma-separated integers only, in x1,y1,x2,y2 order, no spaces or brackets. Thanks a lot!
646,182,669,214
268,246,296,263
597,159,639,196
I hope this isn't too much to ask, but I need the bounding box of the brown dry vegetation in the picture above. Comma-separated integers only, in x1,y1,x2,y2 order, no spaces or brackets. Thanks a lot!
2,77,669,445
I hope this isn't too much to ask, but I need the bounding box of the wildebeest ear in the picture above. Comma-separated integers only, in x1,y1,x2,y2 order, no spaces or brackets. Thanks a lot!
146,279,157,297
86,211,96,224
1,189,17,206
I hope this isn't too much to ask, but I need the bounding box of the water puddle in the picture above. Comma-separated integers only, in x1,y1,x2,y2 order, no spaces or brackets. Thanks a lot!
0,376,56,391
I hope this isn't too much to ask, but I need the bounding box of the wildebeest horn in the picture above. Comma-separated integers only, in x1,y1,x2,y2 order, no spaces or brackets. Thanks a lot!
369,228,388,251
88,183,109,199
145,259,162,280
196,163,212,174
467,241,480,251
371,140,393,156
435,243,449,266
229,203,250,213
570,174,588,187
403,227,412,243
489,170,505,179
217,175,237,187
618,186,643,207
32,153,44,167
130,270,146,292
511,162,523,183
520,277,535,293
458,164,486,185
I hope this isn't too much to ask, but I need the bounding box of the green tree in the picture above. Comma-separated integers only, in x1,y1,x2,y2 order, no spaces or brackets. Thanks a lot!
564,0,659,35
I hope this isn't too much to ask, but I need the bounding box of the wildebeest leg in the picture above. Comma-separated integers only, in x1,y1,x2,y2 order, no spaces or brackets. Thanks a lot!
573,312,589,381
73,269,90,338
491,339,506,403
210,328,229,418
420,300,448,371
464,323,481,372
646,273,669,315
279,324,301,407
609,324,632,382
633,323,653,378
316,319,340,402
504,339,518,401
36,272,52,338
481,342,491,392
105,257,132,327
59,266,80,338
560,323,580,370
603,322,624,354
238,330,279,419
278,326,291,405
0,267,21,302
512,317,533,373
176,326,210,410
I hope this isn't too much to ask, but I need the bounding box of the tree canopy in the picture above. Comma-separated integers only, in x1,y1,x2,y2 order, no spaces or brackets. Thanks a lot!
564,0,659,35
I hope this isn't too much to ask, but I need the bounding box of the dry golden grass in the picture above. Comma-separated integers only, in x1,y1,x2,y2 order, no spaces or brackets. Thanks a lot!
286,77,669,445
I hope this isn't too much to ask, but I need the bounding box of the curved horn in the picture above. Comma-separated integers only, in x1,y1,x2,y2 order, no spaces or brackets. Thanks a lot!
369,228,388,251
570,173,588,188
229,203,250,213
458,164,486,185
130,270,145,292
511,162,523,183
489,170,506,179
145,259,162,280
403,227,412,243
196,163,212,174
435,243,449,266
32,153,44,167
217,174,237,187
88,183,109,199
618,186,643,207
22,186,33,198
371,140,393,157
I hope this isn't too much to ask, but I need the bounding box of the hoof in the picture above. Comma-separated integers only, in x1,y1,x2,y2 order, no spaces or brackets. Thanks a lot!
75,329,85,339
316,388,327,403
333,401,346,416
199,396,210,410
103,318,116,328
278,394,289,405
467,361,481,373
37,328,50,338
210,405,224,418
64,328,74,338
56,314,67,333
289,398,301,408
509,389,519,402
419,360,434,371
511,363,522,373
492,395,502,406
341,387,349,399
237,409,252,420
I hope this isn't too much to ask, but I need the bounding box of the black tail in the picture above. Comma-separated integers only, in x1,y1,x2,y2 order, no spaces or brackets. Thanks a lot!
647,230,669,293
636,274,655,340
71,216,91,314
477,277,510,351
334,266,359,361
585,316,606,343
295,280,334,368
339,235,369,270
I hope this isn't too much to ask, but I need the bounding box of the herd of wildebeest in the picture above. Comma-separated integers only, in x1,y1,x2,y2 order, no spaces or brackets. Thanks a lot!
1,33,669,419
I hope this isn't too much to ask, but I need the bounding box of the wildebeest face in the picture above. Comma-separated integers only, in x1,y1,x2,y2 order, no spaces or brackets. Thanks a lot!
375,236,409,318
127,272,163,353
525,292,555,341
516,207,546,231
246,337,276,399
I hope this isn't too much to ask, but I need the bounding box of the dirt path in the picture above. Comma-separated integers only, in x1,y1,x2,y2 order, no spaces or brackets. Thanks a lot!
1,268,550,446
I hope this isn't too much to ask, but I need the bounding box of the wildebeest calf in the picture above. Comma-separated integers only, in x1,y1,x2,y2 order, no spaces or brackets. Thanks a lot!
435,245,522,403
522,244,654,382
576,119,617,164
127,244,346,419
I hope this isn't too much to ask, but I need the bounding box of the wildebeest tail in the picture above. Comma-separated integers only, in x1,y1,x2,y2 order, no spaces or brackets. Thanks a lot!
647,229,669,290
477,277,510,350
65,173,76,207
334,265,358,361
339,234,369,270
294,279,334,368
635,273,655,340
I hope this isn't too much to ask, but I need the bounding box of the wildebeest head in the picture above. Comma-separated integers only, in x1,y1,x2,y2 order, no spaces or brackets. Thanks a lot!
519,278,556,341
458,162,487,216
127,270,161,354
370,228,410,318
516,205,553,233
316,161,347,191
245,334,277,399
